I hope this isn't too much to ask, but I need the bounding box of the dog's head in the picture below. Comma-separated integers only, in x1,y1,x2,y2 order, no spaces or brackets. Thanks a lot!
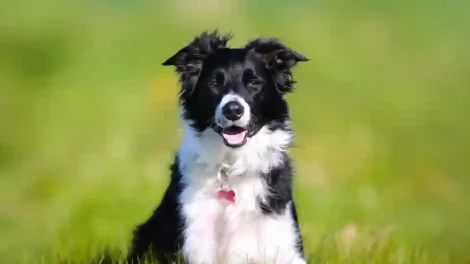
163,30,308,148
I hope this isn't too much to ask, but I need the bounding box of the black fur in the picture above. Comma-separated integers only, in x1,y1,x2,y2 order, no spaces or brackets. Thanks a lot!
128,156,184,263
259,153,305,258
128,30,308,263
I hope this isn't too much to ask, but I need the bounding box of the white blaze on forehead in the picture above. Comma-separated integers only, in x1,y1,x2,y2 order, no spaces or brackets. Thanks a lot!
215,92,251,128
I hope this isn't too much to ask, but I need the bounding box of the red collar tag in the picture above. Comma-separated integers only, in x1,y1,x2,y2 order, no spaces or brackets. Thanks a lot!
217,189,235,204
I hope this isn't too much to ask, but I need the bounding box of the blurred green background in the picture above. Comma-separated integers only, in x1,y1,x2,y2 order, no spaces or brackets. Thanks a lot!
1,0,470,263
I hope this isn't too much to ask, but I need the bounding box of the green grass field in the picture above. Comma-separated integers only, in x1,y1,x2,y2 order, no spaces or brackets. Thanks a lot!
1,0,470,263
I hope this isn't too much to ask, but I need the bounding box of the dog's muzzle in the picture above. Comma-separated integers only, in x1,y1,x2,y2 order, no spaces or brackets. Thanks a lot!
215,94,251,148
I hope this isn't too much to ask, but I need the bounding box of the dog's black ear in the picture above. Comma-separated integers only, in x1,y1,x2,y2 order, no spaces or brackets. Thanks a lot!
162,30,232,79
246,38,308,93
245,38,308,71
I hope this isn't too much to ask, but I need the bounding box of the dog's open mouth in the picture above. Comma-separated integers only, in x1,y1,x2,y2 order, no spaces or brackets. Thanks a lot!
220,126,248,147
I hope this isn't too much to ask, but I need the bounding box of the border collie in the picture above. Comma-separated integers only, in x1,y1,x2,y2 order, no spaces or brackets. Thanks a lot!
128,30,309,264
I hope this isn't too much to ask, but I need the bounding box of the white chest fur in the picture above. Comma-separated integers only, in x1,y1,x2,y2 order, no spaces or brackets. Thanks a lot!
177,125,306,264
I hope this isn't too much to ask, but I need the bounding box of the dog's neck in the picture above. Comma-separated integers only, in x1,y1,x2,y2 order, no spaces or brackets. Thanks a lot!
177,121,292,181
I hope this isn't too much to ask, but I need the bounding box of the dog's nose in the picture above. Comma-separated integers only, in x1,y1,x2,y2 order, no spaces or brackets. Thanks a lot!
222,101,244,121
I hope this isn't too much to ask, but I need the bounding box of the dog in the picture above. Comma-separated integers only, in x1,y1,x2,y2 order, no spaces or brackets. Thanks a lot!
128,30,309,264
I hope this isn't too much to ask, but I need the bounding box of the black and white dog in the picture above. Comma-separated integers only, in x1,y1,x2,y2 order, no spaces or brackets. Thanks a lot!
128,31,309,264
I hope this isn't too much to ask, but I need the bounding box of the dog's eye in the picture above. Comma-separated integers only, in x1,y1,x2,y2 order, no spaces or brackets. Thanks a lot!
209,72,224,91
246,79,261,89
208,80,218,90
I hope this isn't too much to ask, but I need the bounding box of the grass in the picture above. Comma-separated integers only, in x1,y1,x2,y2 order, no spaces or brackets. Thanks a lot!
1,0,470,263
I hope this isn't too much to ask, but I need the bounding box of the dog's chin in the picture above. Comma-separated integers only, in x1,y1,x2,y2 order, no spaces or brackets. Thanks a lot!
216,126,248,148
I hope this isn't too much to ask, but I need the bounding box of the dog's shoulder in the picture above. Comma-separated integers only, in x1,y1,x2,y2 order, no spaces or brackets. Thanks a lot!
127,154,184,262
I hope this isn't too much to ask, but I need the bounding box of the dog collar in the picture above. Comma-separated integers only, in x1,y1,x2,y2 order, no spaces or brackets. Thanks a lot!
217,165,236,204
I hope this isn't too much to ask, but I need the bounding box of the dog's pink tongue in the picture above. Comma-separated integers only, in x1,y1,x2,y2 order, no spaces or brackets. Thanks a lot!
222,130,247,145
